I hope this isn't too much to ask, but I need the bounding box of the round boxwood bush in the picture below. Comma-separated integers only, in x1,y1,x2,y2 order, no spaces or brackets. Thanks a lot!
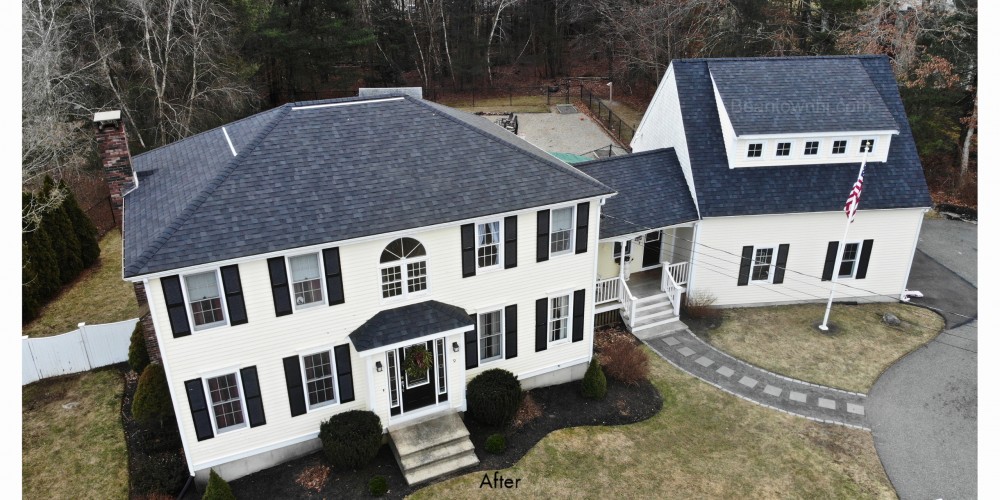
485,433,507,454
131,449,187,496
133,363,175,429
319,410,383,469
466,368,522,426
368,475,388,497
128,322,150,374
203,469,235,500
581,358,607,400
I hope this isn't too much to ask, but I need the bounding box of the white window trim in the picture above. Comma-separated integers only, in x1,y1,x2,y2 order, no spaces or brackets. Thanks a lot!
831,138,849,155
299,348,340,412
477,308,505,365
774,140,793,158
377,237,431,303
549,205,577,257
547,291,573,346
746,141,766,159
803,139,821,156
201,368,249,435
285,251,328,312
749,245,778,284
474,219,503,272
180,269,229,332
837,241,863,280
858,137,877,155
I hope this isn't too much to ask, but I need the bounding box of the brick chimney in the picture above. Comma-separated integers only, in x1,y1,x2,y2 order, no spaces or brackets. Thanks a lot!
93,110,134,227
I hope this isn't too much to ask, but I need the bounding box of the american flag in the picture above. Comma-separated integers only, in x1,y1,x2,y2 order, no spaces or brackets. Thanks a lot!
844,163,866,222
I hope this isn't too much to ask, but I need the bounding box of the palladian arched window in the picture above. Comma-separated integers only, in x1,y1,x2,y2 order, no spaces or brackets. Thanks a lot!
379,237,428,299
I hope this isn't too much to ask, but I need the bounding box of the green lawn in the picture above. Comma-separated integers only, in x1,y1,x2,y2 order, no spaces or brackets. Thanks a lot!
412,348,894,499
23,231,139,338
23,368,129,500
694,303,944,393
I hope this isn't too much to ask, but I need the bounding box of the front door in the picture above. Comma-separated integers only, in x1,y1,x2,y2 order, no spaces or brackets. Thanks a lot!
642,231,662,269
388,339,448,417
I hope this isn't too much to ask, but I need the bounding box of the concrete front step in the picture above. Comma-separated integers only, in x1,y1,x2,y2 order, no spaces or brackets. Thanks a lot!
388,411,480,486
389,411,469,456
395,435,475,471
401,449,480,486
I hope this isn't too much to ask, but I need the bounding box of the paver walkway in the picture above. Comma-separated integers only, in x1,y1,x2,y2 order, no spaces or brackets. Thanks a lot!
642,325,869,429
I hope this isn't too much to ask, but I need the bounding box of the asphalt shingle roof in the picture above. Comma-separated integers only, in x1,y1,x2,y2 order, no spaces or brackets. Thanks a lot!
707,58,899,135
123,95,614,278
672,55,931,218
575,149,699,238
348,300,472,352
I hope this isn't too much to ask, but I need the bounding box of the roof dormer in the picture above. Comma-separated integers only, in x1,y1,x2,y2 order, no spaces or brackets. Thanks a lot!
708,58,899,168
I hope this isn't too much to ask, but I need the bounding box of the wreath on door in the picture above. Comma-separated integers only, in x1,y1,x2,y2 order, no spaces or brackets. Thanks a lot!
404,345,432,380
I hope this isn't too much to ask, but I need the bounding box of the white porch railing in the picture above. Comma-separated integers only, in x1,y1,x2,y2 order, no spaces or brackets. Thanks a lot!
660,266,685,314
620,279,638,329
595,277,621,303
665,261,690,286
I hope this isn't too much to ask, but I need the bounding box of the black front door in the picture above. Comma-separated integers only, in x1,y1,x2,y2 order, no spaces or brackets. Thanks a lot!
642,231,662,269
400,341,436,413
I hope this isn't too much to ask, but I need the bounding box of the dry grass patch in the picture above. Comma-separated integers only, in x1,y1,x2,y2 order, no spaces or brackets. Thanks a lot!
440,94,553,114
23,368,128,499
698,302,943,393
23,231,140,338
410,348,894,499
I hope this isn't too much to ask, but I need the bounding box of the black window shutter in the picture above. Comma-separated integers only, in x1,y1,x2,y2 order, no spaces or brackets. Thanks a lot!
465,315,478,369
267,257,293,317
536,210,550,262
161,276,191,337
334,344,355,403
575,202,590,254
535,298,548,352
737,246,754,286
460,223,476,278
240,366,266,427
504,216,517,269
855,239,874,279
322,248,345,306
504,304,517,359
572,289,586,342
772,244,790,285
821,241,839,281
184,378,214,441
282,355,307,417
220,265,248,326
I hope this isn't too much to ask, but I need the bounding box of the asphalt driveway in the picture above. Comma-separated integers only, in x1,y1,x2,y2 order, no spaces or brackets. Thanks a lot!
867,217,977,500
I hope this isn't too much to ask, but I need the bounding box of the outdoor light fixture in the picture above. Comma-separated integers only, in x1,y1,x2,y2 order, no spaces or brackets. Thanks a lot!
375,361,383,372
452,342,460,353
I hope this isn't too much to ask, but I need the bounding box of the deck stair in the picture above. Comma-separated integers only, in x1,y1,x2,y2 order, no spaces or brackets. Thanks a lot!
388,411,479,486
628,292,679,333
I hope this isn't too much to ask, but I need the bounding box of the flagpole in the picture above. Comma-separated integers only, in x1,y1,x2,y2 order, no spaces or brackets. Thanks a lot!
819,150,869,331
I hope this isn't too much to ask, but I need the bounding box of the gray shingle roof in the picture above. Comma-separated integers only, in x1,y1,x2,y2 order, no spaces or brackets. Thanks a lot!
575,149,699,238
348,300,472,352
672,55,931,218
707,58,899,135
123,95,614,278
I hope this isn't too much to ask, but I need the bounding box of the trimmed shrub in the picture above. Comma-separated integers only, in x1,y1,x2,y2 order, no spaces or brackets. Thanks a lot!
581,358,607,400
682,291,721,321
597,336,650,386
203,469,236,500
133,363,175,430
466,369,522,426
129,322,150,374
41,176,83,285
319,410,383,469
132,449,186,496
368,475,388,497
485,433,507,454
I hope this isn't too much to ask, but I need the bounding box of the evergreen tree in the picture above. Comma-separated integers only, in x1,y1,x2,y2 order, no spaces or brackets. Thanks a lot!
22,192,60,322
41,176,83,285
59,180,101,267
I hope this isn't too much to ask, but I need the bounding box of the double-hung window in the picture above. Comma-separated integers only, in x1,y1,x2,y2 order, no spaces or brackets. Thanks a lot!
302,350,337,409
550,207,574,255
185,271,226,330
478,310,503,363
839,242,861,278
289,254,324,308
476,221,501,269
832,140,847,154
804,141,819,155
380,237,428,299
751,246,776,283
205,373,246,433
549,294,570,343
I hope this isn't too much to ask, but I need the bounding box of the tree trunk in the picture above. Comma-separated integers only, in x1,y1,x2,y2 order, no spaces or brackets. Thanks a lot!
959,92,977,186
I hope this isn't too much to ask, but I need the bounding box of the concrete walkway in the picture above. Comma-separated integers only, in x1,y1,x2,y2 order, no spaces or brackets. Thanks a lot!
642,325,870,430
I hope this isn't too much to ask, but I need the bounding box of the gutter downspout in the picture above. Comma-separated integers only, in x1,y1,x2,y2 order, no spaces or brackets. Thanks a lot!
899,208,928,300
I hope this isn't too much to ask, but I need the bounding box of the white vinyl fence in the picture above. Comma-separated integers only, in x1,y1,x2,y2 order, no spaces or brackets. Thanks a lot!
22,318,139,385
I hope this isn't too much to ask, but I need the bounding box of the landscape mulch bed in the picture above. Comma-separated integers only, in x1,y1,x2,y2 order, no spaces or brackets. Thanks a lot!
228,377,661,499
120,364,187,499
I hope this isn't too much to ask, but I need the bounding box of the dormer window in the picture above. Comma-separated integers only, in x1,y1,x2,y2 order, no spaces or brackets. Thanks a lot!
804,141,819,155
832,140,847,155
859,139,875,153
775,142,791,157
747,143,763,158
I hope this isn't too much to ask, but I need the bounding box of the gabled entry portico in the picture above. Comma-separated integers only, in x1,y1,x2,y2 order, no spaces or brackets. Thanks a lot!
349,300,474,426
